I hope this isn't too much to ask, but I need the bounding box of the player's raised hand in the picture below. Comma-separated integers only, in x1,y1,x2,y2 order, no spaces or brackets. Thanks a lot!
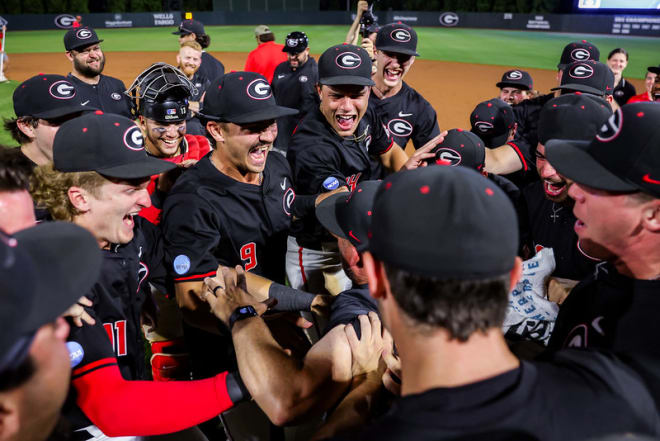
401,131,446,170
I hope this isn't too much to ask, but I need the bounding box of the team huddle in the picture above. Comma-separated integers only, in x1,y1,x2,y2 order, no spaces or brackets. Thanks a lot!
2,14,660,441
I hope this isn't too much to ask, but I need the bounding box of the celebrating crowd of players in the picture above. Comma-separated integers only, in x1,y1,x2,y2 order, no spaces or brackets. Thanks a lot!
2,12,660,441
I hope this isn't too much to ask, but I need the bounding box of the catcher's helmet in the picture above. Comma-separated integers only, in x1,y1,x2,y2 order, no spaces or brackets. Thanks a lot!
282,31,309,54
125,63,196,123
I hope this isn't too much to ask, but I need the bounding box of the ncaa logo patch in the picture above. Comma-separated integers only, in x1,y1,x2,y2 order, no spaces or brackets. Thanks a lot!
49,80,76,100
387,119,413,137
507,70,523,80
570,48,590,62
435,148,462,166
54,14,76,29
569,63,594,79
111,92,122,101
122,125,144,151
76,28,93,39
474,121,494,133
391,29,411,42
596,108,622,143
439,12,459,27
335,52,362,69
299,75,308,83
282,188,295,216
173,255,191,275
246,79,272,100
67,341,84,368
323,176,340,190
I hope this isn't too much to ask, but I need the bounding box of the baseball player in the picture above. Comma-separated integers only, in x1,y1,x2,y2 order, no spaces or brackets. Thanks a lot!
30,112,248,440
370,23,440,150
286,43,440,296
63,26,132,118
176,40,211,135
173,19,225,82
627,64,659,103
4,74,91,168
496,69,533,105
125,62,211,225
545,102,660,357
271,31,319,152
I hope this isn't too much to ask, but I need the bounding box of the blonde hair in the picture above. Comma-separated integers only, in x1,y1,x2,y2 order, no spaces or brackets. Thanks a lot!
180,41,202,52
31,165,107,221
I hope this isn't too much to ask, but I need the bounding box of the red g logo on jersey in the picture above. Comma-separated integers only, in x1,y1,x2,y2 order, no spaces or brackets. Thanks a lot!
345,173,361,192
387,119,413,137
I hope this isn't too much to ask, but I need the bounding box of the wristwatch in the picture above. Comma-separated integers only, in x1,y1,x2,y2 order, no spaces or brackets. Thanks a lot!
228,305,258,331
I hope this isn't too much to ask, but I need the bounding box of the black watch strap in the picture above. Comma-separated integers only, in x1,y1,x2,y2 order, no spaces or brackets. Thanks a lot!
228,305,258,331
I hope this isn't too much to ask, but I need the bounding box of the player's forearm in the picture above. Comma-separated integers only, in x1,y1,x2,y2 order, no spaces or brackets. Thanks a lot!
484,145,524,175
380,143,407,172
73,365,235,436
345,17,361,45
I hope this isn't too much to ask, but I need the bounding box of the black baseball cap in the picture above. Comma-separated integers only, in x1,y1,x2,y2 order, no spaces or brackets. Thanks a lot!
13,74,94,119
64,26,103,51
316,181,380,252
375,23,419,57
470,98,515,148
283,31,309,54
647,64,660,75
496,69,533,91
430,128,485,171
199,72,297,124
172,19,204,36
53,111,176,179
557,40,600,70
546,103,660,197
368,166,518,279
318,44,375,87
538,94,612,145
0,222,102,374
552,60,614,97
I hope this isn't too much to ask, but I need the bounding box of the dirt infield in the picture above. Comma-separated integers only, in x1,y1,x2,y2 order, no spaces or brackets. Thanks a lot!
5,51,644,133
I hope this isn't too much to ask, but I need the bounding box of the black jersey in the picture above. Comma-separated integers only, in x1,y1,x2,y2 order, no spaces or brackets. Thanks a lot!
518,181,599,280
368,81,440,150
271,58,319,151
186,70,211,136
161,152,294,284
613,77,637,107
323,284,378,339
287,106,392,249
67,74,132,118
548,263,660,357
199,51,225,83
336,350,660,441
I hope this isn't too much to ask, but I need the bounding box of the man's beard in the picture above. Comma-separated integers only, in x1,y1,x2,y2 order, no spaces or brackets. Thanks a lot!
74,54,105,78
179,63,198,78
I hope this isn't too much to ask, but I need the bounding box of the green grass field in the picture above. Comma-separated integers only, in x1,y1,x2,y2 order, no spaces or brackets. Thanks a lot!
1,25,658,145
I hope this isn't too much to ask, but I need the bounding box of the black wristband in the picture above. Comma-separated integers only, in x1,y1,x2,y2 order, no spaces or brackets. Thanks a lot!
226,371,251,404
228,305,258,331
268,283,315,312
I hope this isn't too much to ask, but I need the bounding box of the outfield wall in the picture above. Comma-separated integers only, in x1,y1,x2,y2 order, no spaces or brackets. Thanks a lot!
2,11,659,37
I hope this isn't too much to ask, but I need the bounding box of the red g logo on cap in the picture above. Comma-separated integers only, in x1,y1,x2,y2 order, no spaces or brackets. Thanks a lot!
474,121,494,133
76,28,92,39
435,148,462,166
336,52,362,69
569,63,594,79
246,79,272,100
49,80,76,100
596,108,622,143
571,48,590,62
391,29,411,42
123,125,144,151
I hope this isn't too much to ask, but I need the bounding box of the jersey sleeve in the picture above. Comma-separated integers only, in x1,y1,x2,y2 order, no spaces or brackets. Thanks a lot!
136,217,168,293
365,107,394,155
506,138,533,172
411,99,441,150
161,193,221,282
290,142,346,194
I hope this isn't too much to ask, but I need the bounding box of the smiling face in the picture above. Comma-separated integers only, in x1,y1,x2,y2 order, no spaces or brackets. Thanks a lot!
375,50,414,89
77,176,151,248
500,87,528,105
138,116,185,158
69,44,105,78
177,45,202,78
607,52,628,76
645,71,658,94
536,143,570,203
318,84,370,137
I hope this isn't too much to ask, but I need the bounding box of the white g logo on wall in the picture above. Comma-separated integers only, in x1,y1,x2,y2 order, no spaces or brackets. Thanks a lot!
54,14,77,29
439,12,459,27
247,79,272,100
49,80,76,100
569,63,594,79
123,125,144,151
571,48,590,61
336,52,362,69
391,29,411,42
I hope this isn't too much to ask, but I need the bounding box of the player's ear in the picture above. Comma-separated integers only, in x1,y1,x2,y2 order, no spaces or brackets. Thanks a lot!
641,199,660,233
362,251,387,300
65,51,74,62
15,118,36,141
316,84,322,101
136,115,147,132
206,121,225,144
0,397,20,441
67,186,93,214
176,53,181,66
